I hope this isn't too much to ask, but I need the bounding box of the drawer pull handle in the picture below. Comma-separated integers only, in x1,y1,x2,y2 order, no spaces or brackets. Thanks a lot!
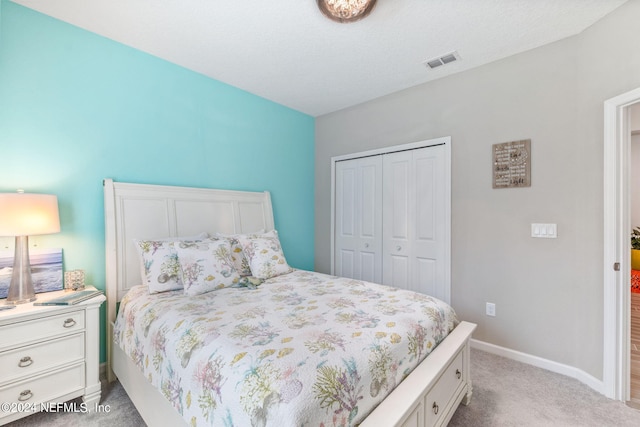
18,390,33,401
63,318,76,328
18,356,33,368
456,369,461,379
432,401,439,415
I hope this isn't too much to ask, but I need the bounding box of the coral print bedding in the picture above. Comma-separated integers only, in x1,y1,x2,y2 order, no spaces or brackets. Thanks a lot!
114,270,458,427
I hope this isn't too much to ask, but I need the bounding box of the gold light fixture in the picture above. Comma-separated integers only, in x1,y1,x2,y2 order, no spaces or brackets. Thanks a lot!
317,0,377,23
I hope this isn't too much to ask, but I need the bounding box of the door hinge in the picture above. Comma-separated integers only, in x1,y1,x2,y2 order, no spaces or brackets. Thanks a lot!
614,262,621,271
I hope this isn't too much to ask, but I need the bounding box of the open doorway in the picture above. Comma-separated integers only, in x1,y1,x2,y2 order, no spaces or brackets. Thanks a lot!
603,87,640,403
630,104,640,405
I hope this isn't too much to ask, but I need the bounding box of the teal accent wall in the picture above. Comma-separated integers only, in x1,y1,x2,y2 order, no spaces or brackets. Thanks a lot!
0,1,315,363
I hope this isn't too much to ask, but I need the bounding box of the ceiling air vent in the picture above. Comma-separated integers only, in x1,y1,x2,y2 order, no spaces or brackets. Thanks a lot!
423,51,460,69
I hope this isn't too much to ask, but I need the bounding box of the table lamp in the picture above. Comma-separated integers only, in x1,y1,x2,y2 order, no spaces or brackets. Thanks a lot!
0,192,60,304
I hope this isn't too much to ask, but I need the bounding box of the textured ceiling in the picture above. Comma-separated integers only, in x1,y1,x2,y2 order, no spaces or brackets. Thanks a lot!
11,0,628,117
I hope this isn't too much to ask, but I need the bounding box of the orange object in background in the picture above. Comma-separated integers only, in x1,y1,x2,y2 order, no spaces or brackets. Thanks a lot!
632,270,640,293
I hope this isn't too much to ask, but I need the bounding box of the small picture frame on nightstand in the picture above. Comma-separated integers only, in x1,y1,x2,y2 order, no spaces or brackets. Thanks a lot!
64,269,86,291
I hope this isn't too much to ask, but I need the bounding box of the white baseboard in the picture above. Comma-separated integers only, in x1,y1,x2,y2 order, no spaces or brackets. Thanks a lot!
471,339,605,396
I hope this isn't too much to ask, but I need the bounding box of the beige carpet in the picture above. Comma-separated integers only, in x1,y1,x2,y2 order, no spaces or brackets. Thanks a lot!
449,349,640,427
5,380,145,427
7,349,640,426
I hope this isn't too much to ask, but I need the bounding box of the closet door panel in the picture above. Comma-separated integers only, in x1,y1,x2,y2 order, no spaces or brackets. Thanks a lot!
389,255,409,289
335,163,357,279
382,145,447,299
416,257,437,296
358,163,379,282
383,151,413,287
415,155,436,241
361,164,378,238
413,149,440,296
339,250,355,279
360,252,377,283
337,165,356,237
389,157,410,240
335,156,383,282
414,146,447,300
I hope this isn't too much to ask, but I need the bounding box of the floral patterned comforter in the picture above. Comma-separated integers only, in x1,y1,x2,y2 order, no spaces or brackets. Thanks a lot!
114,270,458,427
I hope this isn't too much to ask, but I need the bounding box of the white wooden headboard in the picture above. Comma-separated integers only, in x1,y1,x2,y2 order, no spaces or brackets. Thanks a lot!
103,178,274,379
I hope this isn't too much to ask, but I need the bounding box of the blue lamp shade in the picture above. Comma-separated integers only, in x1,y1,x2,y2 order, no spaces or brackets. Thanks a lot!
0,193,60,304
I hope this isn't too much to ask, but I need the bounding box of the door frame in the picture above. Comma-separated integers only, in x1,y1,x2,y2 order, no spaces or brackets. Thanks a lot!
603,87,640,400
330,136,451,297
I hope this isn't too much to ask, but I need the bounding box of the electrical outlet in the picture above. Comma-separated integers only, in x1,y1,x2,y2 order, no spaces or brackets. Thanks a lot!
486,302,496,317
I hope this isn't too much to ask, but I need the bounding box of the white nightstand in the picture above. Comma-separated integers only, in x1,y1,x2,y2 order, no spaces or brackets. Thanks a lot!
0,287,106,425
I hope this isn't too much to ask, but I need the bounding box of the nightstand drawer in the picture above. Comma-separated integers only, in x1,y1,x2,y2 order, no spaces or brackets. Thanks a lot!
0,363,85,419
0,333,85,385
0,311,85,351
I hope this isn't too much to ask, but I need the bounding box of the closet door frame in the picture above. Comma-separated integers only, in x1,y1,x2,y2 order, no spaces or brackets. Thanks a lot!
330,137,451,298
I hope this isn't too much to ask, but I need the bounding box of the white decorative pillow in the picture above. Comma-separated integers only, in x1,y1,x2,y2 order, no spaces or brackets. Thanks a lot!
174,239,241,296
134,240,183,294
236,230,293,280
133,233,209,294
216,230,266,277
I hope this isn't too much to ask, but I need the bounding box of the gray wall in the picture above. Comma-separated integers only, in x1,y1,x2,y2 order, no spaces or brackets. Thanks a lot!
315,1,640,380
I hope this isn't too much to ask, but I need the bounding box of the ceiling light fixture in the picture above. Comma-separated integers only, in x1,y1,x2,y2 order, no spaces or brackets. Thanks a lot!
317,0,377,23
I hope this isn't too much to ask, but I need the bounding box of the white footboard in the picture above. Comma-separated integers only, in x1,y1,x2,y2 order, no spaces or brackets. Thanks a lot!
113,320,475,427
360,321,476,427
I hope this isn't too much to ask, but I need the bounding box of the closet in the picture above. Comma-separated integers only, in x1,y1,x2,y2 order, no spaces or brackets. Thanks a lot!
331,137,451,303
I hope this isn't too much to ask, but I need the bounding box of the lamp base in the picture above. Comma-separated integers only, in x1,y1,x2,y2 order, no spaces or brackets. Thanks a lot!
6,236,37,305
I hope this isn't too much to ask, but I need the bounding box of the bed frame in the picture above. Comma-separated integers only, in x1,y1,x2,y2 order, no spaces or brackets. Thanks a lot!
103,178,476,427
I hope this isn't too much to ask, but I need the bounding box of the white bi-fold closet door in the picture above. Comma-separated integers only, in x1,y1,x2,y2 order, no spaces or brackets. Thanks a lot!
334,155,383,284
332,138,450,303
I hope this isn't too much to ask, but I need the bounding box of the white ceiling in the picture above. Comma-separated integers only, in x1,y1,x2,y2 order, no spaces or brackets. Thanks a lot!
11,0,628,117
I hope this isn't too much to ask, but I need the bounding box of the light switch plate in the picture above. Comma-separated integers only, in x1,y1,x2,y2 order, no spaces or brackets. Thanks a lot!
486,302,496,317
531,223,557,238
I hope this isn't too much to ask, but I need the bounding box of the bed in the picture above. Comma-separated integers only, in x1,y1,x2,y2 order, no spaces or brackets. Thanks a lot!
104,179,476,427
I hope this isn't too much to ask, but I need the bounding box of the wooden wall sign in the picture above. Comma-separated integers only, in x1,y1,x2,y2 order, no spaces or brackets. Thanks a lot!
492,139,531,189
